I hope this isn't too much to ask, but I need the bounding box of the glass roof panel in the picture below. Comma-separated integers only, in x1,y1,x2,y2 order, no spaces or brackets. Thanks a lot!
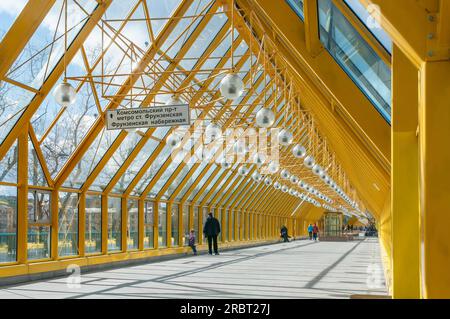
0,1,28,42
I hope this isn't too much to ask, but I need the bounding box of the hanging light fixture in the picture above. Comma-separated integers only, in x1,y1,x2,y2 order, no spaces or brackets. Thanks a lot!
312,164,323,176
292,144,307,158
220,157,232,169
220,73,244,100
166,94,183,106
274,182,281,190
53,82,77,107
255,108,275,128
280,169,291,180
54,0,77,107
252,171,262,183
205,122,222,142
238,166,249,176
290,175,299,184
268,161,279,174
264,177,273,186
278,129,293,146
166,132,182,149
303,155,315,168
281,185,289,193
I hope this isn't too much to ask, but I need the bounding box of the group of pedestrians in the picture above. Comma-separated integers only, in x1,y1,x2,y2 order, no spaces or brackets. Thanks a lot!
307,223,319,241
188,212,221,256
188,212,321,256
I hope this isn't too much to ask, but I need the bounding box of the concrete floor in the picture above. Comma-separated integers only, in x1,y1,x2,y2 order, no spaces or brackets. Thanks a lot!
0,239,387,299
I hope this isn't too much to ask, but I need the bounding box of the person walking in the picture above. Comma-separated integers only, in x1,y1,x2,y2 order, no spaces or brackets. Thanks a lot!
313,223,319,241
203,212,221,255
307,224,314,240
188,229,197,255
280,225,289,242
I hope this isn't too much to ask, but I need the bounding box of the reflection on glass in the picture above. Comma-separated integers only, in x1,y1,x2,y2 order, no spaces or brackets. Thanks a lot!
144,201,154,249
231,210,235,241
171,204,179,247
28,190,51,224
0,140,18,184
286,0,304,20
193,206,199,244
0,186,17,263
85,194,101,254
318,0,391,122
127,199,139,250
58,192,78,257
183,204,190,246
224,210,229,241
28,226,50,260
108,197,121,252
158,202,167,248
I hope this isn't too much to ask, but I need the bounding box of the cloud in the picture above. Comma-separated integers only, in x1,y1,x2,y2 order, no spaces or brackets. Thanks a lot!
0,0,27,16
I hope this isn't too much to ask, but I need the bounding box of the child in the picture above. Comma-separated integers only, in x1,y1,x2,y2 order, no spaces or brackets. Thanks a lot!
189,229,197,255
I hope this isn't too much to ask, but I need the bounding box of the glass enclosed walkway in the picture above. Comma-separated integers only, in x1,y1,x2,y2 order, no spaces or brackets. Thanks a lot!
0,239,386,299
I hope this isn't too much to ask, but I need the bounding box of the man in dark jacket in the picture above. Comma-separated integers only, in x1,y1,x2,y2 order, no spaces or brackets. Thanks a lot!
203,213,221,255
280,225,289,242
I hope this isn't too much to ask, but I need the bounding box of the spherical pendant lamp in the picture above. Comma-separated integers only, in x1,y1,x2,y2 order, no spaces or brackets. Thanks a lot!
312,164,323,176
166,133,182,149
166,94,183,106
290,175,299,184
292,144,307,159
252,171,262,183
303,155,315,168
278,129,293,146
53,82,77,107
280,169,291,180
255,107,275,128
238,166,249,176
268,161,279,174
220,73,244,100
205,122,222,142
264,177,273,186
274,182,281,190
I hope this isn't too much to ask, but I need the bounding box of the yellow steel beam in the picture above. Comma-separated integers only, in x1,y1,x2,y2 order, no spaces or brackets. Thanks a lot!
418,58,450,298
0,1,112,162
303,0,323,57
359,0,430,65
0,0,56,80
17,126,29,264
391,45,420,298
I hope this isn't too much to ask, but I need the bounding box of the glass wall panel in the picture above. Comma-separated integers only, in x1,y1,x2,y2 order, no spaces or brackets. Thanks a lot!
171,204,179,247
144,201,154,249
231,211,235,241
193,206,199,244
158,202,167,248
318,0,391,122
0,186,17,263
224,210,229,241
183,204,190,246
85,194,101,254
286,0,304,20
108,197,121,252
27,226,50,260
216,208,222,242
58,192,78,257
202,207,209,244
127,199,139,250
